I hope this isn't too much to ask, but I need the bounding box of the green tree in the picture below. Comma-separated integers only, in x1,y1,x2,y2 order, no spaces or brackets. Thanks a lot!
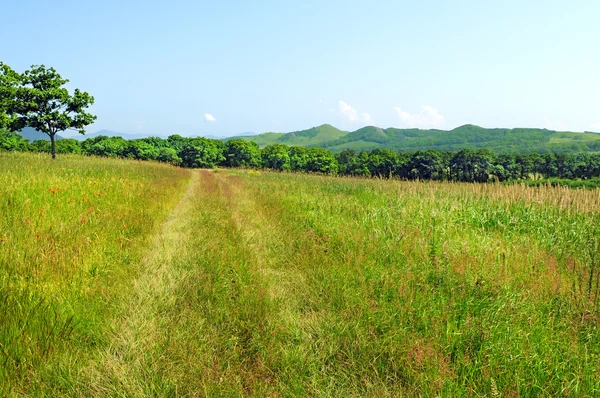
495,154,519,181
0,63,21,130
157,147,182,165
0,129,28,151
366,149,398,178
55,138,82,154
124,139,160,161
336,149,357,175
29,139,52,153
305,148,338,174
82,136,128,158
450,149,494,183
29,138,81,154
180,138,225,168
262,144,291,170
224,139,261,168
289,146,309,172
167,134,189,153
13,65,96,159
405,150,446,180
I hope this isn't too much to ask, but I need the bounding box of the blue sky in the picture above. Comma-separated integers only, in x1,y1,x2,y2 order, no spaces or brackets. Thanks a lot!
2,0,599,137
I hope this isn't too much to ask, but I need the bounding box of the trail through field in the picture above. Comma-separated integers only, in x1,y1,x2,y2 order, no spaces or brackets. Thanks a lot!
79,170,310,396
75,169,600,397
80,170,203,395
5,155,598,396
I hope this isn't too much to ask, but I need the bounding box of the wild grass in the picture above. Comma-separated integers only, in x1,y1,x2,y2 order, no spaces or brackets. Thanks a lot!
2,153,599,396
0,152,190,395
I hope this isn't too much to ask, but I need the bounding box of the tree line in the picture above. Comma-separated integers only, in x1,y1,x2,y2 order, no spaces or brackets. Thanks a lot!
2,63,599,185
2,130,600,183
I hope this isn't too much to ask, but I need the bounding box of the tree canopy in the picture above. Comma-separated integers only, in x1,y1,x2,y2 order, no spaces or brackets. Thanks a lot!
1,63,96,158
0,63,21,130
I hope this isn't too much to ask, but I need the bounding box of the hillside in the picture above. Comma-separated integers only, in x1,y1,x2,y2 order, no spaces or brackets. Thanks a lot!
74,130,250,141
19,127,63,141
235,124,600,154
227,124,348,147
321,124,600,153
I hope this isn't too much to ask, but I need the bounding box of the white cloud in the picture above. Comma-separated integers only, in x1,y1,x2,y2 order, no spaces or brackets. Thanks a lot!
339,101,358,122
590,123,600,131
394,105,444,128
338,101,371,123
204,113,216,122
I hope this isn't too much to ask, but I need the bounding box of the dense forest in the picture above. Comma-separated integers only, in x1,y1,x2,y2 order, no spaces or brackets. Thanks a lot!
2,129,599,186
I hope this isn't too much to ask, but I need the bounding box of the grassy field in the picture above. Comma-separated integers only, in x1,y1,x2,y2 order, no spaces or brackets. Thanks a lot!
2,153,600,396
0,153,190,395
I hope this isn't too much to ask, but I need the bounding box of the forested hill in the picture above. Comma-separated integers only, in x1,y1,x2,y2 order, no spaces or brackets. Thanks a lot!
226,124,348,147
235,124,600,154
19,127,63,141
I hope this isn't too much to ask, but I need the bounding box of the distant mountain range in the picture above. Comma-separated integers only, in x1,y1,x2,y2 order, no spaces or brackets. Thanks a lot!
18,124,600,154
19,127,63,142
18,129,254,141
230,124,600,154
73,130,259,141
72,130,169,141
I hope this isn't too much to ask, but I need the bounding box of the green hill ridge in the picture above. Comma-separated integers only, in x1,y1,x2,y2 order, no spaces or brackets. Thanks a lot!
226,124,348,147
232,124,600,154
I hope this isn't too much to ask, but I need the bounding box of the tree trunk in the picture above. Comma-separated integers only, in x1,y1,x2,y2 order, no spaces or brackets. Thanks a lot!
50,133,56,159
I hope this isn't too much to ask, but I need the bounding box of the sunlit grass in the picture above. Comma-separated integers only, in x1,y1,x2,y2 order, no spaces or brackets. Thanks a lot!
2,154,599,396
0,152,190,394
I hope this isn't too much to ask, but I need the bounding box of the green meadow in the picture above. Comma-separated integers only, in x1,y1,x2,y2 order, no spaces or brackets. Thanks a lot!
2,152,600,396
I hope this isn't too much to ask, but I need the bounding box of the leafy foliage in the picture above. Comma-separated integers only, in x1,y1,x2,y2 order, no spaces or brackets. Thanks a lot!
1,63,96,158
224,139,261,168
0,129,29,151
0,63,21,130
179,137,225,168
262,144,291,170
3,129,600,185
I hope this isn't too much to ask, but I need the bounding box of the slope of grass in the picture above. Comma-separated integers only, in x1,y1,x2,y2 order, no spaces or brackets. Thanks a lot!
228,124,348,147
320,124,600,153
0,153,190,395
231,123,600,153
3,154,600,396
226,132,287,146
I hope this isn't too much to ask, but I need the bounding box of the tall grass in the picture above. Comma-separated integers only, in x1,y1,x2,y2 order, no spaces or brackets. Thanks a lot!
2,153,599,396
81,169,599,396
0,152,189,394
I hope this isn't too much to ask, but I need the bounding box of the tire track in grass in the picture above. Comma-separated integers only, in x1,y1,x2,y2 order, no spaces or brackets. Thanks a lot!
212,172,308,313
210,172,334,395
78,169,307,396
